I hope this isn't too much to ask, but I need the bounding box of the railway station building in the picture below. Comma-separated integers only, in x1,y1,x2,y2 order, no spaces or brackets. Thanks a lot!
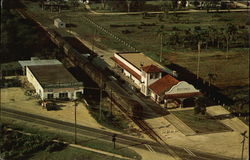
111,52,200,107
25,63,84,100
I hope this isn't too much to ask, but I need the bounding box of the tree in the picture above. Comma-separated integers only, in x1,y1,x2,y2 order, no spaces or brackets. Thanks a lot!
193,0,200,8
107,0,145,12
101,0,106,9
225,23,237,58
194,96,207,115
208,26,217,47
69,0,79,10
180,0,187,8
207,73,217,86
183,28,192,47
171,0,178,10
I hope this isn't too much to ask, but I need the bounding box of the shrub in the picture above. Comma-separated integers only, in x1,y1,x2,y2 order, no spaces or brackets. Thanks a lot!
194,106,201,114
46,142,68,153
194,26,201,30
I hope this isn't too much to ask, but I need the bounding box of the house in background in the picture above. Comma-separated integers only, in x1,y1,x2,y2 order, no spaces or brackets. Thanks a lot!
111,52,200,107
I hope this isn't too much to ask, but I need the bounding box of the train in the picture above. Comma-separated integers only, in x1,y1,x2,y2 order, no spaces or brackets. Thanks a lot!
16,8,143,118
46,29,143,118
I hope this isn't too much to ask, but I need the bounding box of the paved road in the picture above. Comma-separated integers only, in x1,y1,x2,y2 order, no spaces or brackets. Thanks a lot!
85,4,249,15
2,107,237,160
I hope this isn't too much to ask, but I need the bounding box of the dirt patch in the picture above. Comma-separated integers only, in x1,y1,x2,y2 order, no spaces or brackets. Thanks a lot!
1,87,112,131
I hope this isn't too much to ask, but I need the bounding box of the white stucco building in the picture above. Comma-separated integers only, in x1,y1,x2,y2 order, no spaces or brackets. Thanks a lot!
19,58,62,75
26,64,84,100
111,52,200,107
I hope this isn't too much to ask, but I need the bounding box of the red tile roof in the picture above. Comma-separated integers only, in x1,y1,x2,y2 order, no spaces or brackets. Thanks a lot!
141,64,162,73
165,92,201,99
111,57,141,81
149,75,179,95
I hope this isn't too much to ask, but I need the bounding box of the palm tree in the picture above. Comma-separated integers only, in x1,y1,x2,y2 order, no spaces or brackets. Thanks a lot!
207,73,217,86
208,26,217,47
225,23,237,58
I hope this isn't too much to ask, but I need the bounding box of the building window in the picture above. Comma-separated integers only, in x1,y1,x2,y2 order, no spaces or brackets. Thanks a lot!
150,74,153,79
59,92,68,99
76,92,82,98
155,73,160,79
47,94,54,99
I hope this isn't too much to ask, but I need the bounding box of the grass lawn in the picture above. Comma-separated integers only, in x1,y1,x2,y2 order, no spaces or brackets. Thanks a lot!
1,123,124,160
88,12,249,88
30,146,124,160
22,0,249,89
171,110,233,134
1,117,141,159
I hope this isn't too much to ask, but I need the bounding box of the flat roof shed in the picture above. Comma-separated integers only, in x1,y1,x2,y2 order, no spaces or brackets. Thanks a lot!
18,59,62,69
28,64,83,88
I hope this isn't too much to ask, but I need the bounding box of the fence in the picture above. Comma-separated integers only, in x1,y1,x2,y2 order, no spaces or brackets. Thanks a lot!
82,15,138,52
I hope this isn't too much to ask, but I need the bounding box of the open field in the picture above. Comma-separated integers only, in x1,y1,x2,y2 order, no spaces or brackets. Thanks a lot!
22,0,130,52
22,0,249,89
89,12,249,88
171,109,233,134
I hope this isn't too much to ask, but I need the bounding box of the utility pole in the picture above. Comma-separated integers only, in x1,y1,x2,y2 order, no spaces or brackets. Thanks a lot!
99,73,102,120
160,33,163,62
74,100,78,144
92,27,96,55
110,88,112,116
196,41,201,79
241,131,248,160
112,134,117,149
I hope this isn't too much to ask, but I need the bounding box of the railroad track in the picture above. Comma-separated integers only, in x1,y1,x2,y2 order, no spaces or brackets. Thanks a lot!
14,6,238,160
15,7,180,159
110,95,181,160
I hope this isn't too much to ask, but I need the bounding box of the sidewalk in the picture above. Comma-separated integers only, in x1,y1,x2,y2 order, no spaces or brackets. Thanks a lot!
206,105,249,133
164,113,196,136
70,143,134,160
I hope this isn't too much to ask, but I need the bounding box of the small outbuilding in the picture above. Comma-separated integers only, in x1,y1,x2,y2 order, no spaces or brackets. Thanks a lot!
26,64,84,100
54,18,66,28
